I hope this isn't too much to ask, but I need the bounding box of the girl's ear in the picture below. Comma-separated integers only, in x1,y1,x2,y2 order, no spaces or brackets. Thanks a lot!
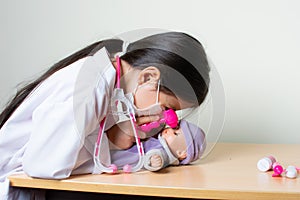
137,66,161,85
176,150,187,161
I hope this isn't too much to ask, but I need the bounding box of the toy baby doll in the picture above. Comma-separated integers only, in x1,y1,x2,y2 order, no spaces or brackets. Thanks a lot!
109,119,206,171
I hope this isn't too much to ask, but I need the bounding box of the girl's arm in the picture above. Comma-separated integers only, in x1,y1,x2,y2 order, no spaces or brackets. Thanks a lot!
23,48,113,179
23,99,82,179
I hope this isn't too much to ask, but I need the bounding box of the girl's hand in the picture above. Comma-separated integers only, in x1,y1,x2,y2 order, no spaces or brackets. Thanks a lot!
135,115,160,126
136,115,164,138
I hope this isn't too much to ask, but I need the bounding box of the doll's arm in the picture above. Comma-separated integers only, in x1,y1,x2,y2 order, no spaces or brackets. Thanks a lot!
144,149,168,171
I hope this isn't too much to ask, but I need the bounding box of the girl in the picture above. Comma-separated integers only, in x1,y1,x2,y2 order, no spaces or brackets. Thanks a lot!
0,31,210,199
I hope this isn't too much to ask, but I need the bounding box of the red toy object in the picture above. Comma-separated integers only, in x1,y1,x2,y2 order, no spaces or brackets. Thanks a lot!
138,109,178,132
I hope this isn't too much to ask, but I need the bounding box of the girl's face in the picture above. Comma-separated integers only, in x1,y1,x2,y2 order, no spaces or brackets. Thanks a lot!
134,82,194,111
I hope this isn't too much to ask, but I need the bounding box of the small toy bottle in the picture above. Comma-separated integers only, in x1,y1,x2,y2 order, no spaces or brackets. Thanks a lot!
257,156,276,172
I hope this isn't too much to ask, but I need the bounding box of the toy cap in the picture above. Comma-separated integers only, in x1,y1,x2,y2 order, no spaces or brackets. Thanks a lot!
180,120,206,164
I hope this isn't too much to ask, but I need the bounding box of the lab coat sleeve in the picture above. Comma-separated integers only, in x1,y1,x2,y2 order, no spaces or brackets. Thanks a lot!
23,99,83,179
23,79,109,179
22,48,114,179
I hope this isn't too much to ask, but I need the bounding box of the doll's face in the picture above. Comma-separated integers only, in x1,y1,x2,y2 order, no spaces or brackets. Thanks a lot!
161,127,187,160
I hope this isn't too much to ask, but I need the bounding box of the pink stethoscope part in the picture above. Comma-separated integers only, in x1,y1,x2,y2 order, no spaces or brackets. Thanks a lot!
93,56,145,174
139,109,178,132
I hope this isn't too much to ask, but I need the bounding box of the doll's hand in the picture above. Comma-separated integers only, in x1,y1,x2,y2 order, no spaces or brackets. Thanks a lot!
150,154,163,168
144,149,164,171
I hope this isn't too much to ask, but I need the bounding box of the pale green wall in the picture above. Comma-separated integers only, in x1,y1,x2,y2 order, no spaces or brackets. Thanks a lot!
1,0,299,144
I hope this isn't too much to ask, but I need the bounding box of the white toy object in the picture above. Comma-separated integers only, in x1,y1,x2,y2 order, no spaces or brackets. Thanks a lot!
257,156,276,172
285,166,298,179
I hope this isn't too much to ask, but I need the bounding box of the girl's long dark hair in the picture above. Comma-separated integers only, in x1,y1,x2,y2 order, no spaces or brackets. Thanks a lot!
0,39,123,129
121,32,210,107
0,32,210,129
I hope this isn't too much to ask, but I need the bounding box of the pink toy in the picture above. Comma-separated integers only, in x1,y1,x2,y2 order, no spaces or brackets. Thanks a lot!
138,109,178,132
272,162,284,177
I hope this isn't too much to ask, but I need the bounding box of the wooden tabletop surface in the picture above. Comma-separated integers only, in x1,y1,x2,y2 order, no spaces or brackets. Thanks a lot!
9,143,300,200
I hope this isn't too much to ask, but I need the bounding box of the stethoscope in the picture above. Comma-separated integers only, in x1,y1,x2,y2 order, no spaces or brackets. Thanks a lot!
93,56,145,173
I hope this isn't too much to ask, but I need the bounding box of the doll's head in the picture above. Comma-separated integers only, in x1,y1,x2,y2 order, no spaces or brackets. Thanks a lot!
161,119,206,164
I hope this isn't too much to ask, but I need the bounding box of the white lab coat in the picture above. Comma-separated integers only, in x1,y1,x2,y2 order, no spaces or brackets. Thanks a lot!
0,47,116,199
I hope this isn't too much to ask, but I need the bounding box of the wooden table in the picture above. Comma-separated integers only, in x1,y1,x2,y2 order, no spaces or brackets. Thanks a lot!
9,143,300,200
